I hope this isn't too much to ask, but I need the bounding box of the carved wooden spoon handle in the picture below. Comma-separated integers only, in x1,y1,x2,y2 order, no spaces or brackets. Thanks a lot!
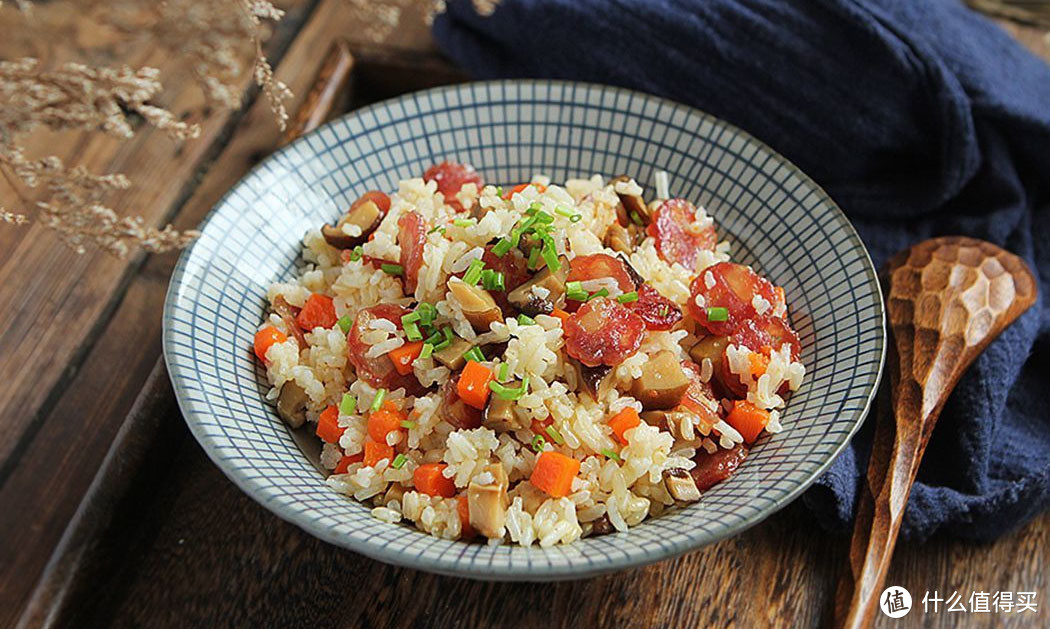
833,236,1037,629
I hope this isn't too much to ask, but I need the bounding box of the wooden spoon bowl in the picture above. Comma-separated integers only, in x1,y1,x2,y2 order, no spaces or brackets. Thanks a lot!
834,236,1037,628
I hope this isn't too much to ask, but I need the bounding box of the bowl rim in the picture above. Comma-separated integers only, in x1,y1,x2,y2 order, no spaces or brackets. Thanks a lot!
163,79,886,580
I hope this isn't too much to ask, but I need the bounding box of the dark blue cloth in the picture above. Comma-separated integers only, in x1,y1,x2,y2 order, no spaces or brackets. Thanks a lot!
432,0,1050,541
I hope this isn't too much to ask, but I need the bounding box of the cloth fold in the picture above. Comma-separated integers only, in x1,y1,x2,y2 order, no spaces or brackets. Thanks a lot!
432,0,1050,541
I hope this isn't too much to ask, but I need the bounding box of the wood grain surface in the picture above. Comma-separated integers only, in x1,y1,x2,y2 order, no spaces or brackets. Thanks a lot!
1,2,1048,628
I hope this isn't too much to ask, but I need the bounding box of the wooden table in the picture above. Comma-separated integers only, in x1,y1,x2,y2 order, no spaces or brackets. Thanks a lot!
2,2,1047,627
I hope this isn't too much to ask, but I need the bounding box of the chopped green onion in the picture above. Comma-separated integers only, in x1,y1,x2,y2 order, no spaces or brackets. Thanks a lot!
337,314,353,334
657,304,671,317
381,263,404,276
545,425,565,445
488,376,529,401
481,269,505,291
601,448,622,462
569,214,582,223
706,306,729,322
517,314,536,326
420,342,434,359
404,321,423,341
370,388,386,412
427,224,444,234
534,211,554,225
400,420,417,429
540,240,560,272
587,288,609,301
554,206,575,218
492,237,513,257
433,327,454,351
416,302,437,325
498,362,509,382
462,346,485,363
531,434,547,453
616,291,639,304
527,246,541,270
566,281,588,301
402,311,421,324
630,210,644,225
527,201,542,214
339,392,357,416
453,218,475,228
391,453,408,469
495,186,503,197
463,259,485,286
348,245,364,261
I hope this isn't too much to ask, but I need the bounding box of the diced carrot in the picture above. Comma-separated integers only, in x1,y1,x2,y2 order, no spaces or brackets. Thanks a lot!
748,352,770,378
380,399,400,413
388,340,424,375
775,286,786,307
316,405,344,444
296,293,337,331
531,415,553,435
457,494,475,538
253,326,287,362
502,182,546,200
530,451,581,498
363,440,395,467
550,308,571,325
367,408,406,443
334,452,364,474
457,360,494,410
413,463,456,497
726,400,771,444
608,407,641,445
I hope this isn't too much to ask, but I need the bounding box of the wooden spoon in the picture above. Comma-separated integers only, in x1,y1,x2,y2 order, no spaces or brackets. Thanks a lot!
834,236,1037,628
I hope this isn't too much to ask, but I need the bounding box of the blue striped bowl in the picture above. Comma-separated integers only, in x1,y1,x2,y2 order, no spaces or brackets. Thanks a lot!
163,81,885,580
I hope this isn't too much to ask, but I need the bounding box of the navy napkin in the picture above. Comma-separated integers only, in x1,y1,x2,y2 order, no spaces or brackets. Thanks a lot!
432,0,1050,541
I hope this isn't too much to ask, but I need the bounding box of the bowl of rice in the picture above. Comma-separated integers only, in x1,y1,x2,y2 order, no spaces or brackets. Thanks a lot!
163,80,885,580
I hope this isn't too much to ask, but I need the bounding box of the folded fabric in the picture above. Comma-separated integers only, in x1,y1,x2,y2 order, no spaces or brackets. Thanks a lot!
432,0,1050,541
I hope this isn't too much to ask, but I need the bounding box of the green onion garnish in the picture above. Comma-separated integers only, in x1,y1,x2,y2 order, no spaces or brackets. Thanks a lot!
427,224,444,234
601,448,622,462
370,388,387,412
534,211,554,225
391,453,408,469
526,246,541,270
527,201,542,214
616,291,639,304
492,237,513,257
540,241,560,272
495,186,503,197
339,392,357,416
402,311,421,324
517,314,536,326
462,346,485,364
569,214,582,223
453,218,475,228
404,321,423,341
337,314,353,334
400,420,416,429
481,269,505,291
349,245,363,261
488,376,529,401
531,434,547,453
381,263,404,276
433,327,453,351
545,425,565,445
416,302,436,325
657,304,670,317
630,211,644,225
419,342,434,359
498,362,509,382
566,281,588,301
554,206,575,218
706,306,729,322
587,288,609,301
463,259,485,286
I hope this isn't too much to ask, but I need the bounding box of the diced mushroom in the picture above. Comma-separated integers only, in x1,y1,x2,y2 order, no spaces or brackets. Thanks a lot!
467,463,509,538
484,387,527,432
272,295,307,350
574,360,612,400
616,253,645,287
507,256,569,316
689,335,729,367
604,223,633,255
322,199,385,249
275,381,308,429
611,175,650,225
664,468,702,502
589,514,615,536
448,277,503,332
630,349,691,410
432,336,474,371
643,407,703,441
